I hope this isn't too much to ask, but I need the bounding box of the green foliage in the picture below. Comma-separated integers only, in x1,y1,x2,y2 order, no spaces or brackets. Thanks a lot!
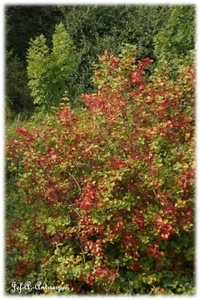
6,115,29,141
6,46,195,295
27,23,77,109
61,5,170,97
154,5,195,75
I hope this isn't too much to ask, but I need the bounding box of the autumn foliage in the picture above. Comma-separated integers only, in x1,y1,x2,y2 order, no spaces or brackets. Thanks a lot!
6,45,195,295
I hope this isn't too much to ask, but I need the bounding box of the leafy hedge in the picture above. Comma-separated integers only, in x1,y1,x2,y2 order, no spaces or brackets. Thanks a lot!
6,44,195,295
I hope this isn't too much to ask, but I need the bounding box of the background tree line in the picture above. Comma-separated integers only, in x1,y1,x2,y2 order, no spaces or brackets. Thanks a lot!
5,5,195,118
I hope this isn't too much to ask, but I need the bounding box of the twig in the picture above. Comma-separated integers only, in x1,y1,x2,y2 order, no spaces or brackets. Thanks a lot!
67,171,81,193
106,261,119,295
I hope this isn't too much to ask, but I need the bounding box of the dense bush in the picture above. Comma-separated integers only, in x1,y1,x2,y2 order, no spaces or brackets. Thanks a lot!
6,45,195,295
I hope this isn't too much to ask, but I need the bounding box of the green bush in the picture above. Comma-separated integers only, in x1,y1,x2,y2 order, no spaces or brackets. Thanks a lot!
27,23,77,110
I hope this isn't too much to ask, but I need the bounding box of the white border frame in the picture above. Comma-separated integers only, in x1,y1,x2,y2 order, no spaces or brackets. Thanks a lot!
1,1,199,299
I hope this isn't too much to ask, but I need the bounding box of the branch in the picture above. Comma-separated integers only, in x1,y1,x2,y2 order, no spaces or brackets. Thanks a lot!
106,261,119,295
67,172,82,194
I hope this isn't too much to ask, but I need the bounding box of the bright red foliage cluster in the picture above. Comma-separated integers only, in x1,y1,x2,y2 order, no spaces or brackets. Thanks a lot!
6,46,195,295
